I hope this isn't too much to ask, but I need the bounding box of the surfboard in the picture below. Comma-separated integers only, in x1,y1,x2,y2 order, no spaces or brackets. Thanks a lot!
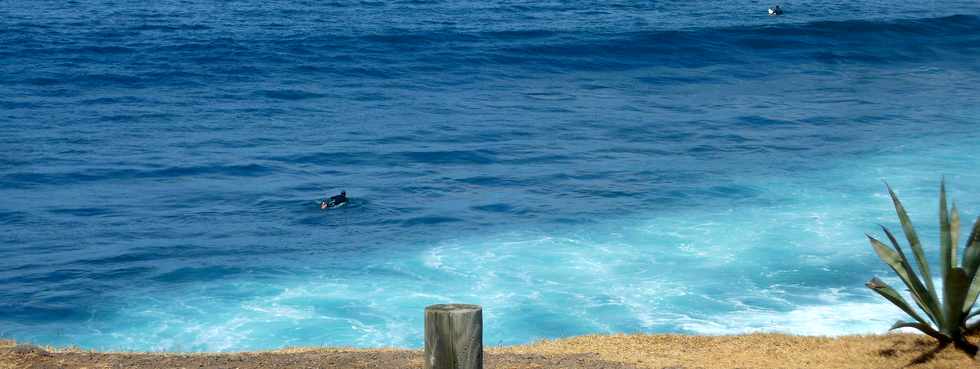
321,200,348,210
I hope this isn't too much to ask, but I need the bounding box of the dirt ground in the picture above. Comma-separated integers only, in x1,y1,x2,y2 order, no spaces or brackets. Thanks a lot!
2,332,979,369
0,342,635,369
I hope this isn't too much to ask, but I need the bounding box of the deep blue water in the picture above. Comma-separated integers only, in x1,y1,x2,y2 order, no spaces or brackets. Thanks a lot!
2,0,980,351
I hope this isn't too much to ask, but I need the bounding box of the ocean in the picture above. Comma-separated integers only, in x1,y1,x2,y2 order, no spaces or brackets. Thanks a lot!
2,0,980,351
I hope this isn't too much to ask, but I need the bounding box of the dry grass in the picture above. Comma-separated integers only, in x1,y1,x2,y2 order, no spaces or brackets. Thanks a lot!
495,332,980,369
3,333,979,368
270,346,414,354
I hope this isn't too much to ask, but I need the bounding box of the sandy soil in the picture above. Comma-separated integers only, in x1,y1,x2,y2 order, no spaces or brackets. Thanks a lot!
498,332,980,369
2,333,978,369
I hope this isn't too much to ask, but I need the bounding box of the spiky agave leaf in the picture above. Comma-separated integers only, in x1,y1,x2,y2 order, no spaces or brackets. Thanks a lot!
866,277,933,328
969,307,980,334
963,219,980,315
891,320,947,342
869,234,941,325
939,180,954,283
969,317,980,333
951,203,961,262
880,226,911,270
942,268,970,338
886,183,935,293
879,227,943,324
968,283,980,318
964,218,980,277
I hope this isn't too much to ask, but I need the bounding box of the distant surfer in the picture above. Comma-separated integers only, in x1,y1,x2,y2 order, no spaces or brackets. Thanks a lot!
321,191,348,210
768,5,784,16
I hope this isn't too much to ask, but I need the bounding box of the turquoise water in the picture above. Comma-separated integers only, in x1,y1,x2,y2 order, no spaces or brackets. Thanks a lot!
2,0,980,351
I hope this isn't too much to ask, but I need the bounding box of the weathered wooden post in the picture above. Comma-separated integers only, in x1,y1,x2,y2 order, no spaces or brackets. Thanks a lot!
424,304,483,369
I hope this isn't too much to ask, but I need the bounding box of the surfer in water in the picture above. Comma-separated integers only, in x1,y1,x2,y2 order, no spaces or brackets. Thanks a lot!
321,191,348,210
768,5,783,16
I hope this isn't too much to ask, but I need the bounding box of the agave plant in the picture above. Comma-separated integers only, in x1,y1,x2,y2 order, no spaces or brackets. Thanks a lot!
866,180,980,346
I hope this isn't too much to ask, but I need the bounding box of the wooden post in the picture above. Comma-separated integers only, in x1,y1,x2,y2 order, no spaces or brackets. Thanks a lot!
424,304,483,369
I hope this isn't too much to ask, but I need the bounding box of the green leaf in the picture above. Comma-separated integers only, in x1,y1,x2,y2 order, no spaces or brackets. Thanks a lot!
881,225,909,264
961,219,980,315
869,234,940,325
880,226,940,303
942,267,970,338
887,183,935,293
968,308,980,320
951,203,960,265
963,218,980,279
939,180,952,283
964,272,980,315
866,277,931,326
890,320,948,342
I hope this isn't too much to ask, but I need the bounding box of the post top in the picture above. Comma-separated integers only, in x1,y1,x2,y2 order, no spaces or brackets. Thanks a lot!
425,304,482,312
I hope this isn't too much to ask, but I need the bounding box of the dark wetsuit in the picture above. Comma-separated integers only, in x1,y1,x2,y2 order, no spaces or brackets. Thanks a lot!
323,192,348,208
328,193,347,206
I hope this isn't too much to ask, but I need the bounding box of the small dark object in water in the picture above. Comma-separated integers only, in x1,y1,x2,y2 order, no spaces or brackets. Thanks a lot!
321,191,348,209
768,5,784,16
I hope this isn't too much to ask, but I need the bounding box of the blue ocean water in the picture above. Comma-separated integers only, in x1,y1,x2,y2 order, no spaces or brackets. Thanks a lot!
2,0,980,351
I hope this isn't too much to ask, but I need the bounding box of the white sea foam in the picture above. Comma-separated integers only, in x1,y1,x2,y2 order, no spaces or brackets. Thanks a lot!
679,301,907,336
